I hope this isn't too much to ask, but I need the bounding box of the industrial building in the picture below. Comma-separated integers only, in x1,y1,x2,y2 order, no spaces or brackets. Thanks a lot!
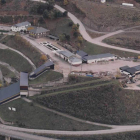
29,60,54,80
120,65,140,78
76,50,88,59
20,72,29,97
0,81,20,105
55,50,82,66
83,53,116,64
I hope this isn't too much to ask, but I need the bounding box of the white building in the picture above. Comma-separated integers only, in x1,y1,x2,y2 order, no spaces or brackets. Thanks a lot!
101,0,106,3
11,21,31,32
55,50,82,66
83,53,116,64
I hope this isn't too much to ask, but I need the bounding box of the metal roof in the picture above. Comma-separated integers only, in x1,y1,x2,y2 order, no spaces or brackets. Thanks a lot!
30,27,49,34
14,21,31,27
33,60,54,75
20,72,28,87
76,50,88,57
134,65,140,71
0,81,20,103
69,56,82,63
120,66,130,71
58,51,74,58
125,68,137,75
83,53,115,60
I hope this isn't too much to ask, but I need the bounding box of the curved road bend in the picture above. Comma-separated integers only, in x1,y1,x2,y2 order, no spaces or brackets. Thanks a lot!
54,5,140,54
2,123,140,136
0,127,57,140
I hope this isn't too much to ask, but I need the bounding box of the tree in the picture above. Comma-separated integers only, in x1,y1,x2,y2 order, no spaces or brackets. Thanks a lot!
43,10,49,18
63,0,68,6
63,11,68,17
77,36,83,43
1,0,6,5
40,54,47,62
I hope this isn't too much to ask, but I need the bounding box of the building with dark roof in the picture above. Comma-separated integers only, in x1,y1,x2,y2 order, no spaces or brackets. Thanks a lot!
76,50,88,59
29,60,54,80
0,81,20,105
83,53,116,64
120,65,140,78
29,27,50,38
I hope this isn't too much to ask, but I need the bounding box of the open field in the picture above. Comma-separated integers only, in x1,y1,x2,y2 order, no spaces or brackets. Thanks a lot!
82,41,139,57
103,32,140,51
29,71,63,85
0,49,32,72
33,80,140,125
0,64,16,78
58,0,140,32
1,35,42,67
48,18,72,37
45,131,140,140
0,99,108,131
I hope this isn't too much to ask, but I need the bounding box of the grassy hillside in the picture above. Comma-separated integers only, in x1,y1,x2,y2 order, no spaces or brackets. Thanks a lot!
33,80,140,125
57,0,140,32
1,35,42,67
0,99,108,131
0,49,32,72
103,32,140,51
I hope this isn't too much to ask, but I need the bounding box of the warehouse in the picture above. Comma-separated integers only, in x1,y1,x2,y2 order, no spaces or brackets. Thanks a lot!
83,53,116,64
20,72,29,97
69,56,82,66
29,60,54,80
55,50,82,66
120,65,140,78
76,50,88,59
0,81,20,105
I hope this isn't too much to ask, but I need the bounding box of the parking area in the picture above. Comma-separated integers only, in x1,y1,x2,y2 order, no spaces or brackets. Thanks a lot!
24,36,140,78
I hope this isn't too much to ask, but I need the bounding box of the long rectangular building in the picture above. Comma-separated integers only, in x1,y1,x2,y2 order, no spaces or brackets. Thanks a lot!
0,81,20,105
83,53,116,64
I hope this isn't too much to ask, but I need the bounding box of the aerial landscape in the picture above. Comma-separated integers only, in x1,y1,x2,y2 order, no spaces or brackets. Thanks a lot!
2,0,140,139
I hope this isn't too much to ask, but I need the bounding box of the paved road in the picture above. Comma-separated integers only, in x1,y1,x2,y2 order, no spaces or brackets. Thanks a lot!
54,5,140,54
0,127,57,140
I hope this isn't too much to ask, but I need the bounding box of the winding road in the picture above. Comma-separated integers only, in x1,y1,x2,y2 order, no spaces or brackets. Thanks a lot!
1,0,140,139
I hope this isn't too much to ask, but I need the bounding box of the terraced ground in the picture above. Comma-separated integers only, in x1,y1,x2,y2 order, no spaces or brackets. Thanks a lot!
0,49,32,72
0,64,16,78
33,79,140,125
1,35,42,67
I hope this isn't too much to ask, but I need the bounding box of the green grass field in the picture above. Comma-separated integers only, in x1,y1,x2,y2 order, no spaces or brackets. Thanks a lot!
29,71,63,85
49,17,72,36
103,32,140,51
0,99,108,131
82,41,139,58
0,49,32,72
1,35,42,67
0,64,16,78
33,80,140,125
